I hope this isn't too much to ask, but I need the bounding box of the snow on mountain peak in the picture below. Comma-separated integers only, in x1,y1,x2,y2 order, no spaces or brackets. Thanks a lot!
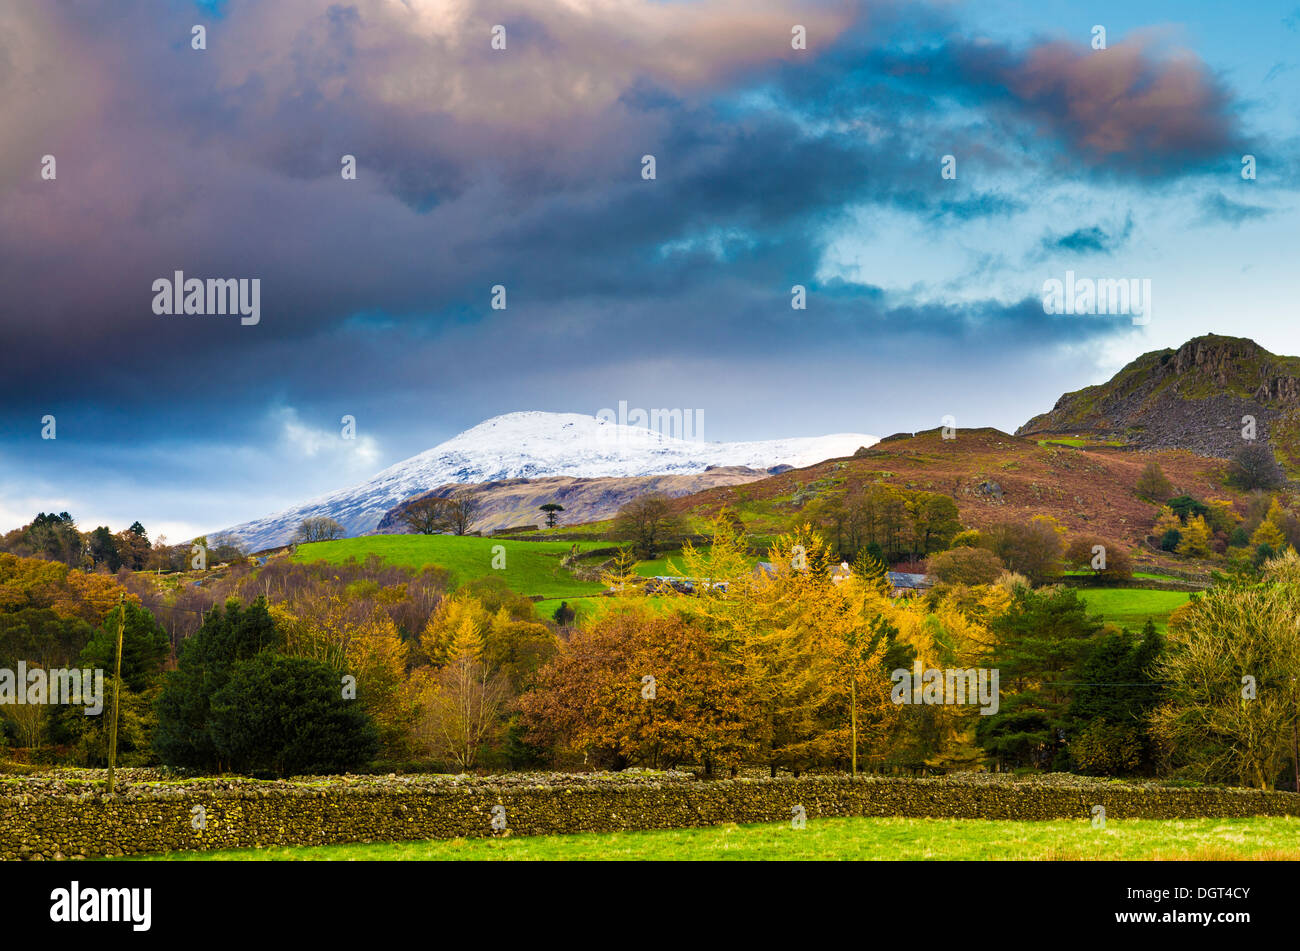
220,411,878,550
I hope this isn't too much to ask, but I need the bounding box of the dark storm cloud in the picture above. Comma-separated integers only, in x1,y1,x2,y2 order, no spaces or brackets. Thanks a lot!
858,32,1241,178
0,0,1244,468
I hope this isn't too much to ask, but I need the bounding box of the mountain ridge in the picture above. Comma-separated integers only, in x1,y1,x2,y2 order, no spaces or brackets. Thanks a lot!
376,468,778,536
219,411,878,549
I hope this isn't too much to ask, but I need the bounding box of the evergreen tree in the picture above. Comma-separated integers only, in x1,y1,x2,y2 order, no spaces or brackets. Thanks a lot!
976,586,1103,770
154,598,281,769
209,653,378,776
1066,620,1164,775
79,602,170,692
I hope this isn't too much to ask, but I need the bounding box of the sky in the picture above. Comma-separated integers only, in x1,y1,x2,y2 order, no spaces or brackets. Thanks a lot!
1,0,1298,541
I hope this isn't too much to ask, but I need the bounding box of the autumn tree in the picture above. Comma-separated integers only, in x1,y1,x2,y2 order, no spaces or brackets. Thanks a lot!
422,615,509,768
521,606,752,771
1151,558,1300,789
888,592,998,771
926,547,1004,586
613,494,685,559
1134,461,1174,501
482,609,559,695
272,597,422,757
982,517,1064,585
115,522,152,571
593,546,639,597
1250,519,1286,553
800,573,898,774
1176,515,1213,558
1064,535,1134,582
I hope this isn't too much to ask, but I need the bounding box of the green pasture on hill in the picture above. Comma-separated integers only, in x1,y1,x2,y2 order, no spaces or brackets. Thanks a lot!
1077,588,1191,633
292,535,609,600
125,815,1300,861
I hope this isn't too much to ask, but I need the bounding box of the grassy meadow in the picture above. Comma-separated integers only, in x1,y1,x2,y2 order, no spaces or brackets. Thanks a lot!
126,815,1300,861
1076,588,1191,632
292,535,609,600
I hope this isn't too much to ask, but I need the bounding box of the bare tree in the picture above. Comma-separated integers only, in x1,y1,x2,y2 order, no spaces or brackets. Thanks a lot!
400,497,453,535
1230,443,1286,490
293,517,346,544
446,493,481,536
613,493,686,559
2,702,46,749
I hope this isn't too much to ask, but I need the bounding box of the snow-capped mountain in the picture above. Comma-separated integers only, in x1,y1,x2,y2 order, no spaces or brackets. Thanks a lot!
219,411,878,550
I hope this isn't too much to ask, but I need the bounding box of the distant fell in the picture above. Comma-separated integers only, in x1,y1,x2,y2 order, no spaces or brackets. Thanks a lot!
1016,334,1300,469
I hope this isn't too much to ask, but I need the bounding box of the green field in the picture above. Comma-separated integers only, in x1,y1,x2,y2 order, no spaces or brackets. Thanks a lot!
1078,588,1191,632
125,815,1300,861
292,535,608,600
290,537,1193,632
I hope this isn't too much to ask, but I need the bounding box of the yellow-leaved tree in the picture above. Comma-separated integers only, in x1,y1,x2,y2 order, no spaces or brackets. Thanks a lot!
890,594,997,770
273,597,422,757
421,613,509,769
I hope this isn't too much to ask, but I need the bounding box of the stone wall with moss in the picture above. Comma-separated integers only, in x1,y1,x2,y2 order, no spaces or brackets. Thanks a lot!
3,772,1298,860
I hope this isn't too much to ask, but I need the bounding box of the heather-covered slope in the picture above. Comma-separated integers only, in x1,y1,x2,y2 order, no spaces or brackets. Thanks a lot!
673,427,1244,566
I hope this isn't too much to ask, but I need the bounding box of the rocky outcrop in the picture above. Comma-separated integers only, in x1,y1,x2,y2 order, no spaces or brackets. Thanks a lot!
1017,334,1300,469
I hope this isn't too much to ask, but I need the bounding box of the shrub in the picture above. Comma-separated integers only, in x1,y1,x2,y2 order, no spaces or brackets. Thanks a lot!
1070,719,1145,776
1135,462,1174,502
1064,536,1134,582
1167,496,1208,521
926,547,1004,586
209,653,378,776
1229,443,1286,490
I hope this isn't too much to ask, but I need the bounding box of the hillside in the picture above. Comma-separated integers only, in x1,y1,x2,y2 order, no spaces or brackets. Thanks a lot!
220,411,877,550
1017,335,1300,470
670,427,1244,568
290,535,610,600
377,467,774,535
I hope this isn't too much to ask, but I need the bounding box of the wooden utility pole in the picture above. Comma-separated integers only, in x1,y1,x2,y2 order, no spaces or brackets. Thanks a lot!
850,672,858,777
1293,676,1299,794
106,593,125,796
